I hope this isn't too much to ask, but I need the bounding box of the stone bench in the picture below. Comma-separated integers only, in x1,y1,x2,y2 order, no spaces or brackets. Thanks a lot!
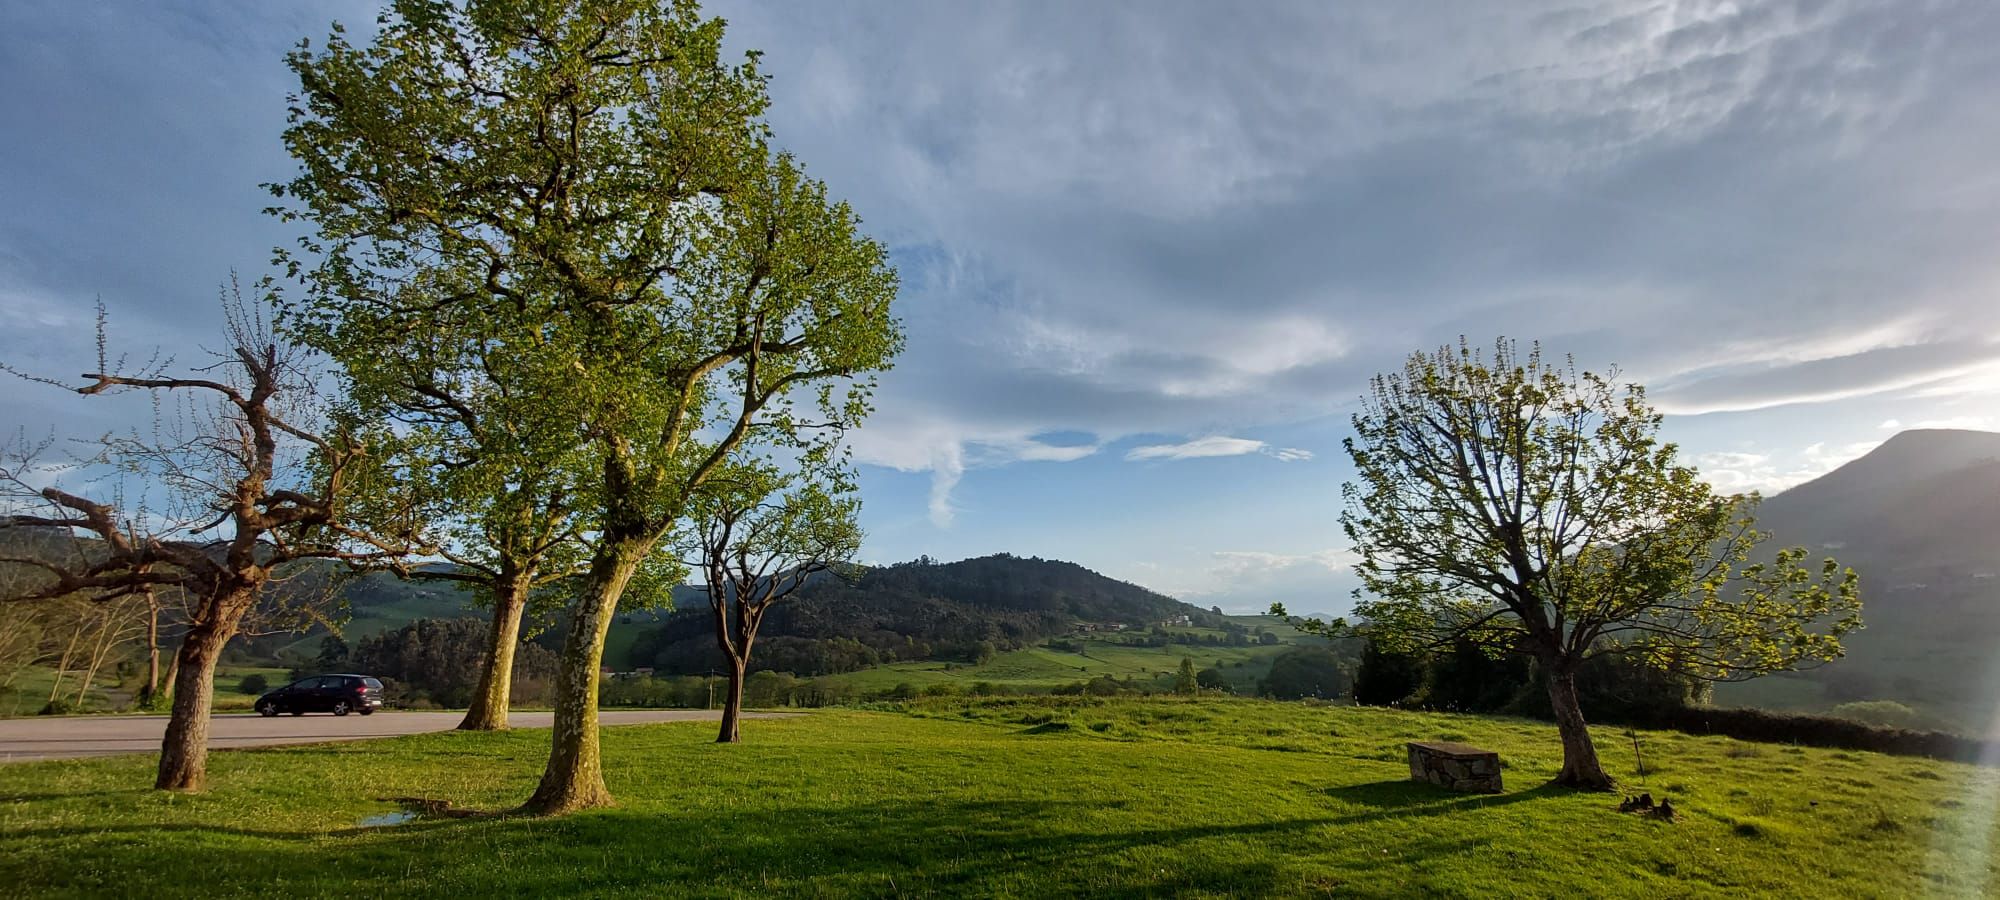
1407,741,1503,793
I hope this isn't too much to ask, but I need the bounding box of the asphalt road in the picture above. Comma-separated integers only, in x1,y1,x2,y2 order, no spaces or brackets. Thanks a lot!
0,709,775,762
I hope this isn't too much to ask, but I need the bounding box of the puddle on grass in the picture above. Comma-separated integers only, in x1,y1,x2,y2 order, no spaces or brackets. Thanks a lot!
357,810,418,827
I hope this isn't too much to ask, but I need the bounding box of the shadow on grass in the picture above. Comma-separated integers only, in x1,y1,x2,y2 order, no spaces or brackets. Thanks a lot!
0,795,1497,896
0,787,151,803
1325,780,1569,825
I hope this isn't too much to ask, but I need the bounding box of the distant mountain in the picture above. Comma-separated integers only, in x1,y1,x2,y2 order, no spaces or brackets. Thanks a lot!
1716,429,2000,728
1752,429,2000,571
613,553,1214,675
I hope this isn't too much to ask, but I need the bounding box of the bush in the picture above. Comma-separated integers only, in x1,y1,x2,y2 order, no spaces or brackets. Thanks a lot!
1620,704,1987,762
1830,700,1920,729
1260,647,1351,700
237,674,269,696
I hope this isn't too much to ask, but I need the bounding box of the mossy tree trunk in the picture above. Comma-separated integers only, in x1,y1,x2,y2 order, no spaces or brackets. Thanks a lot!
1546,667,1613,791
459,571,533,732
520,543,644,815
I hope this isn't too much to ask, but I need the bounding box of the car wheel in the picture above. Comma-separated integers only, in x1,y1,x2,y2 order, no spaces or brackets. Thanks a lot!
257,702,277,717
358,708,374,716
332,700,350,717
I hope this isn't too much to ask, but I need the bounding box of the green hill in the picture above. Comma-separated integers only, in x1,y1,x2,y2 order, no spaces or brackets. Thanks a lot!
610,553,1216,675
1714,429,2000,728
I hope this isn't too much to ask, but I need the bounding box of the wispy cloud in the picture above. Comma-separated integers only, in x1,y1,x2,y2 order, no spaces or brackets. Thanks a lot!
1124,436,1313,462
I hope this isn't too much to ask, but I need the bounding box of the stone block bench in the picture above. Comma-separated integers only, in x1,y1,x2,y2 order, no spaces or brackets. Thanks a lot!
1407,741,1503,793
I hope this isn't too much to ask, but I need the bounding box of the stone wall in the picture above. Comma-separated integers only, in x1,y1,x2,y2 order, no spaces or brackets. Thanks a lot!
1407,741,1503,793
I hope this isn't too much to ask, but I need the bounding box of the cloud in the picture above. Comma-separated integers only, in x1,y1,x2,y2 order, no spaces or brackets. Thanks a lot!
10,0,2000,566
1162,548,1363,615
1207,549,1359,578
925,442,963,528
1653,341,2000,416
699,0,2000,517
1124,436,1313,462
1126,436,1264,461
1696,440,1883,495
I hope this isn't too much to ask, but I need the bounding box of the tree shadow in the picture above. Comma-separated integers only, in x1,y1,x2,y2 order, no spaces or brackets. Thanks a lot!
2,777,1582,897
0,787,150,803
1324,780,1570,825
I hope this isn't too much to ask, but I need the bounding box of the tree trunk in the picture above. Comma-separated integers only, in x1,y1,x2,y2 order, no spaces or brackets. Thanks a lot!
459,574,532,731
158,644,181,707
717,660,745,743
155,621,231,791
144,597,160,705
521,547,641,815
1546,667,1614,791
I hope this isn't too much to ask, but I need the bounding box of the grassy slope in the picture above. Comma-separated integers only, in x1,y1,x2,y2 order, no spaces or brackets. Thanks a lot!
2,698,1995,897
813,617,1319,694
818,641,1291,693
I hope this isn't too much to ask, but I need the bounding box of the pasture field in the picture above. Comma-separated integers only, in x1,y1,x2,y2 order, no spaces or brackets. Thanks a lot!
2,697,1995,897
817,640,1292,694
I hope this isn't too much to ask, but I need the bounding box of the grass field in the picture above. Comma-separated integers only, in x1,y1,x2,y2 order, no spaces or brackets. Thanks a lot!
2,664,293,716
2,696,1995,897
817,640,1293,694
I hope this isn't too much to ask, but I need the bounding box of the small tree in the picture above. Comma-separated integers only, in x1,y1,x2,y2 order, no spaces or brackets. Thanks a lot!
238,674,269,695
1282,339,1859,789
687,462,861,743
1174,657,1199,695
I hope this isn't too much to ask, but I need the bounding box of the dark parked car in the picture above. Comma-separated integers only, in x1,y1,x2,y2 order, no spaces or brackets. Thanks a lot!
255,674,384,717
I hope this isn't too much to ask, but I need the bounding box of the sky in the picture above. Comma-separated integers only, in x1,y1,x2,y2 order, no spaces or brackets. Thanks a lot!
2,1,1997,615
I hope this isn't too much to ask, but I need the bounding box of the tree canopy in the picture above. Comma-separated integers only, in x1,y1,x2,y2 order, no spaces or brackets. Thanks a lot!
1283,338,1860,789
277,0,902,813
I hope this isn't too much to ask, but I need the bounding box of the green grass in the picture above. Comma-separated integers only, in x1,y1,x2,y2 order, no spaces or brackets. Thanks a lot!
816,638,1293,694
2,664,293,717
3,697,1997,897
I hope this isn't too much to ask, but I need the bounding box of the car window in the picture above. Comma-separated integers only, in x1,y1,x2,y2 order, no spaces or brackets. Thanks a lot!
309,676,337,689
362,677,383,690
286,678,315,690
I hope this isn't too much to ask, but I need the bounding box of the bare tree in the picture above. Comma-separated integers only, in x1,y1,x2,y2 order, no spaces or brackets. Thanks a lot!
0,286,409,791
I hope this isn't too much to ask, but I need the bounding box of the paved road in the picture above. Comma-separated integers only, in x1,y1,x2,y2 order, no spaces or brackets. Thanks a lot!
0,710,777,762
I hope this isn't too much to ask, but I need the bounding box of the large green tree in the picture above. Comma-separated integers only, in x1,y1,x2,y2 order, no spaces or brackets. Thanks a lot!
1282,339,1859,790
278,0,901,813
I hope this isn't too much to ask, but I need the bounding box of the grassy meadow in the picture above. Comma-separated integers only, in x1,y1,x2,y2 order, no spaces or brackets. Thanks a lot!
818,637,1295,695
3,696,1997,897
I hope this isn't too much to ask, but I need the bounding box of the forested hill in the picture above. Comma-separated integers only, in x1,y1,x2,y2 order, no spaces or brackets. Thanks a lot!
614,553,1215,676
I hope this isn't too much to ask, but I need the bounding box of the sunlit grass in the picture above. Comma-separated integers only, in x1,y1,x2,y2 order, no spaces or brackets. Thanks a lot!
2,697,1995,897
